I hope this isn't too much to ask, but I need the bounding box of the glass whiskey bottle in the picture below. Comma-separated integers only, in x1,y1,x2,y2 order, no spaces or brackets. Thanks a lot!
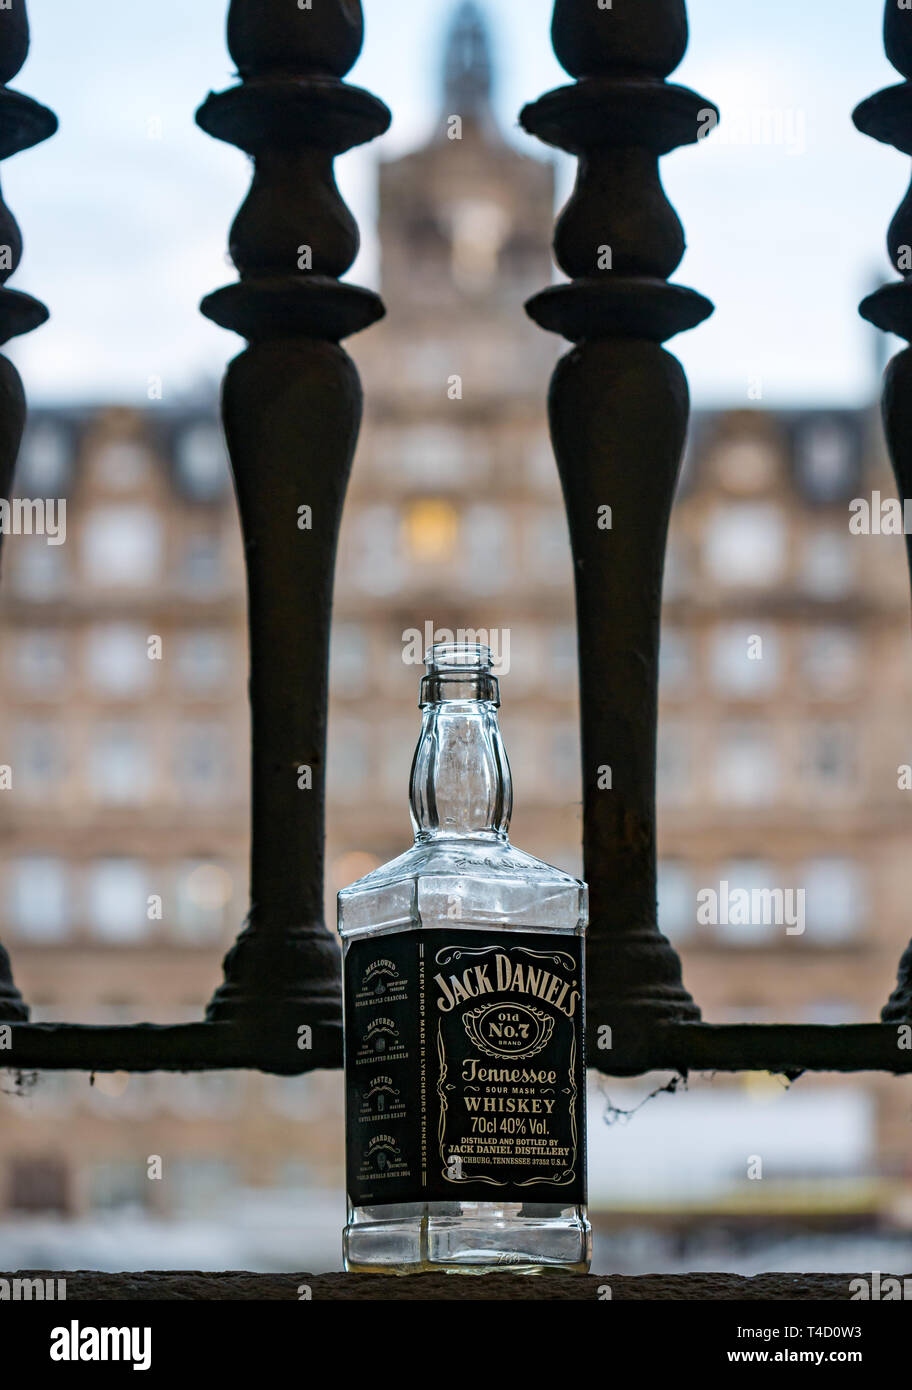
339,642,590,1274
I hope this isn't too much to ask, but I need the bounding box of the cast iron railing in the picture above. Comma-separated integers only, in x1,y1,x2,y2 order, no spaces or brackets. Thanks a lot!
4,0,912,1082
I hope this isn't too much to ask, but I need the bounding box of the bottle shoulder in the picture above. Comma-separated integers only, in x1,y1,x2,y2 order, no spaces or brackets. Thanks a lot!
338,837,587,939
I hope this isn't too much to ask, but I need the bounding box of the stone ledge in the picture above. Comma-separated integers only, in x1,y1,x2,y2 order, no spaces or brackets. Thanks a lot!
2,1271,883,1300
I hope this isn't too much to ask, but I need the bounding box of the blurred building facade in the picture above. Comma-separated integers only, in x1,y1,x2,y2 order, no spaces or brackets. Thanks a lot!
0,1,910,1250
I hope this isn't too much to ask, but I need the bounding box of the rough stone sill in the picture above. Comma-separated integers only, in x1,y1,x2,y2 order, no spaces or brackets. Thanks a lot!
7,1271,885,1300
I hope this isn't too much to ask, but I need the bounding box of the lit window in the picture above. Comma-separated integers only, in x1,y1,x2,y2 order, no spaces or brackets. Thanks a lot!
86,623,152,697
800,857,864,942
174,423,229,501
709,624,781,697
714,724,779,804
658,860,696,938
172,860,234,942
81,506,162,587
703,504,786,586
403,499,460,564
800,627,858,696
8,856,69,940
175,722,229,803
89,723,150,803
801,527,853,598
88,858,149,942
175,630,231,694
13,630,67,696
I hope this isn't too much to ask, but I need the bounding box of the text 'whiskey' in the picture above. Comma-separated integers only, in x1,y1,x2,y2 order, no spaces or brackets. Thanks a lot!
339,642,590,1274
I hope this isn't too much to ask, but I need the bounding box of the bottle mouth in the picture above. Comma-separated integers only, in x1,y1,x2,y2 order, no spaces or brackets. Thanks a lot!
420,641,499,705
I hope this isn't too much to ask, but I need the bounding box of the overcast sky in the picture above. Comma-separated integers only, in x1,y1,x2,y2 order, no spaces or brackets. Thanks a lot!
2,0,903,407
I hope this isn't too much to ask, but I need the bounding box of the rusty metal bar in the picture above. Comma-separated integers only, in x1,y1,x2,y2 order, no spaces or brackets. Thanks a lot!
854,2,912,1023
521,0,715,1046
5,1020,912,1078
0,0,57,1023
196,0,389,1045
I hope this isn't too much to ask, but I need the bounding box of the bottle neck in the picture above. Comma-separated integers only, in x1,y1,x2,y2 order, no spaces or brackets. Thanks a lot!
409,699,513,842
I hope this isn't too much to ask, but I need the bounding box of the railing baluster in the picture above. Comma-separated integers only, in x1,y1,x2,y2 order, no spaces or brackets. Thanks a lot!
197,0,389,1052
854,2,912,1023
521,0,716,1053
0,0,57,1024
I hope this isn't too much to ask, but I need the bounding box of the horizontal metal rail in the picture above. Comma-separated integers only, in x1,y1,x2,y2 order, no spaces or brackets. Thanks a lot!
4,1021,911,1078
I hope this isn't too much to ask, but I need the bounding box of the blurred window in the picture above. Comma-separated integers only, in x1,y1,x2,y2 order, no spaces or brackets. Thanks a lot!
172,860,234,942
331,623,369,697
794,417,857,502
9,855,69,940
88,858,149,942
801,857,864,943
175,423,229,501
710,624,780,696
9,541,67,600
801,528,853,598
15,720,65,798
81,506,162,587
175,722,230,803
179,533,224,595
86,623,152,697
18,421,71,494
13,629,68,696
715,724,779,804
800,627,859,695
704,504,786,586
175,630,231,694
715,859,778,944
658,860,696,938
89,723,150,803
403,499,460,564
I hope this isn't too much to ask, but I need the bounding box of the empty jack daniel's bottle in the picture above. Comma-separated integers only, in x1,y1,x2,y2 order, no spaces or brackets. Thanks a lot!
339,642,590,1274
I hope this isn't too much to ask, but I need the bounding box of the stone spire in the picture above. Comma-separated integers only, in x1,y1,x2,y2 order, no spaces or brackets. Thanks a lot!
442,1,494,123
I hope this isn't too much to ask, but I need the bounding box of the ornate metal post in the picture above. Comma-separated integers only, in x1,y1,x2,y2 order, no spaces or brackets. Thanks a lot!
197,0,389,1047
521,0,716,1054
0,0,56,1023
855,2,912,1023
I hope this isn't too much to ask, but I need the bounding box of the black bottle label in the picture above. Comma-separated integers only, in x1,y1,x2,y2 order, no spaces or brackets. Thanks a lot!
344,930,586,1206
